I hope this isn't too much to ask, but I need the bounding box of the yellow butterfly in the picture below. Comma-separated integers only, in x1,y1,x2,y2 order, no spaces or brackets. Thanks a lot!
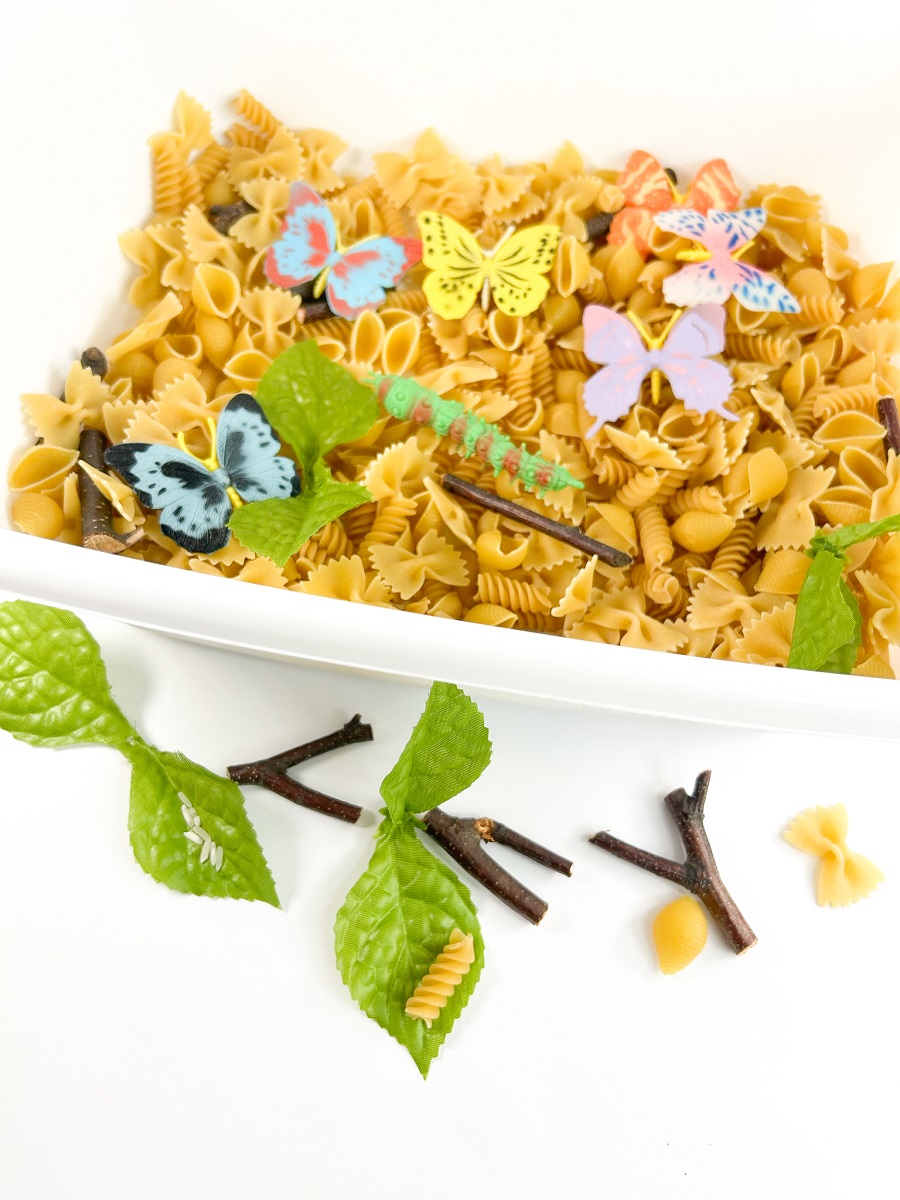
417,211,561,320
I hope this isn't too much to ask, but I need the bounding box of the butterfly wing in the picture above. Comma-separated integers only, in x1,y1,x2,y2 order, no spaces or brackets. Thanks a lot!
685,159,741,213
662,304,727,358
661,260,733,307
659,308,734,421
325,236,422,320
615,150,673,210
216,393,301,503
583,304,646,365
732,261,801,314
417,210,486,319
652,207,711,244
657,307,734,420
608,151,674,255
582,364,650,435
581,307,650,433
104,443,232,554
487,224,560,316
265,182,337,290
663,356,736,421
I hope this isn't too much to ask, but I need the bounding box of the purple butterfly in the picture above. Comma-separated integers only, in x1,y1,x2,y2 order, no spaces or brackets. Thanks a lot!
653,207,800,314
581,304,735,434
265,182,421,320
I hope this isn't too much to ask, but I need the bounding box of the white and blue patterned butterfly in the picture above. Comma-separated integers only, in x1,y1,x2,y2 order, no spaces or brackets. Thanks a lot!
105,393,300,554
653,207,801,314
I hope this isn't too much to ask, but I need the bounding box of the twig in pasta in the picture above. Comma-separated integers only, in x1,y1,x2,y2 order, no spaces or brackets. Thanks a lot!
78,347,144,554
442,473,633,569
295,298,336,325
208,199,256,233
589,771,757,954
80,347,109,378
423,807,572,924
227,714,372,824
877,397,900,457
584,212,615,242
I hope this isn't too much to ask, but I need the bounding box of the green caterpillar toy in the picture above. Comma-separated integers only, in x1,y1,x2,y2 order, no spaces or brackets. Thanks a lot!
371,373,582,495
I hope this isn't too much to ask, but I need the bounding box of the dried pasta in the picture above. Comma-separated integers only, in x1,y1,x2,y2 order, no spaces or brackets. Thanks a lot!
404,927,475,1028
12,91,900,678
783,804,884,906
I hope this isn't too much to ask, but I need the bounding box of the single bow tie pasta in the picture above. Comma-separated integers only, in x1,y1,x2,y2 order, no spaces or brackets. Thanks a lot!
654,207,801,313
265,182,421,319
581,304,734,434
608,150,740,257
105,393,300,554
417,211,560,320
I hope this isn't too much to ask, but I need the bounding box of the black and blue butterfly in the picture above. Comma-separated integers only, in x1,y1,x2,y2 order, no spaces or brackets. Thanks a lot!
105,392,300,554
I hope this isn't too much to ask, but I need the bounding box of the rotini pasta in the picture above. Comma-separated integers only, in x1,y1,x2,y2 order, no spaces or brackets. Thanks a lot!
404,927,475,1028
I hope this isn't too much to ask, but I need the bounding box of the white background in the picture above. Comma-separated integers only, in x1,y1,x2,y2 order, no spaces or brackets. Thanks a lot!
2,3,900,1197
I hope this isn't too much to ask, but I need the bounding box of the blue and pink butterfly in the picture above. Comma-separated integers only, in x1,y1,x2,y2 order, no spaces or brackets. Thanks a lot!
654,206,800,315
265,182,422,319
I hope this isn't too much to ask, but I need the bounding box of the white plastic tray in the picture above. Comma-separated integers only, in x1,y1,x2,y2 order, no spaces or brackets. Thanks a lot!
3,529,900,739
3,7,899,740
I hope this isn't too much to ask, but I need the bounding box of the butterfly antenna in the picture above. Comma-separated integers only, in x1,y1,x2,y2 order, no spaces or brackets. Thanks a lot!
625,310,653,347
658,308,684,345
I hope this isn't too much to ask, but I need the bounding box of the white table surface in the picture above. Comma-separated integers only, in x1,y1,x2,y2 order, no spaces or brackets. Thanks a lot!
3,2,899,1195
0,590,896,1200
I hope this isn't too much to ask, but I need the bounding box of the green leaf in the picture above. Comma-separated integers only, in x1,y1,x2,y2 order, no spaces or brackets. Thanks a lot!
125,741,280,906
255,340,379,481
813,513,900,554
230,477,371,567
787,550,858,671
0,601,134,749
380,682,492,822
334,820,483,1078
818,580,863,674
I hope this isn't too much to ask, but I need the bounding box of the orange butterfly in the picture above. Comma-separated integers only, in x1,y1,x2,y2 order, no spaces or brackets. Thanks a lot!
608,150,740,257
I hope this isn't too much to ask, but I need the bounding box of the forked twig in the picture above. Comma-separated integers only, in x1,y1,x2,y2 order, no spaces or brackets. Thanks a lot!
589,771,757,954
228,715,373,824
424,807,573,925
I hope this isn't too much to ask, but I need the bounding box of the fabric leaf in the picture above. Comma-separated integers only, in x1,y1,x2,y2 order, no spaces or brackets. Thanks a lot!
334,819,483,1078
255,340,378,481
125,741,280,906
787,549,858,672
813,513,900,554
818,580,862,674
0,601,134,749
231,476,371,566
379,682,492,821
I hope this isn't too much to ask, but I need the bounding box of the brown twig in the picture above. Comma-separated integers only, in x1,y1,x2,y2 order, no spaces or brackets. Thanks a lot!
208,199,255,233
589,770,757,954
584,212,615,241
228,715,373,824
78,347,143,554
80,347,108,378
423,807,572,924
877,397,900,457
442,473,632,568
294,298,334,324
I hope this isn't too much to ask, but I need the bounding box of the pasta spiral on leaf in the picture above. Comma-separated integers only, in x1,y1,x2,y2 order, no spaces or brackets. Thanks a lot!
405,928,476,1028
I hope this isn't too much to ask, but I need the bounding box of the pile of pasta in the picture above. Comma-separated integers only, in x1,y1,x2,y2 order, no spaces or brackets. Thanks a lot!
11,91,900,675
